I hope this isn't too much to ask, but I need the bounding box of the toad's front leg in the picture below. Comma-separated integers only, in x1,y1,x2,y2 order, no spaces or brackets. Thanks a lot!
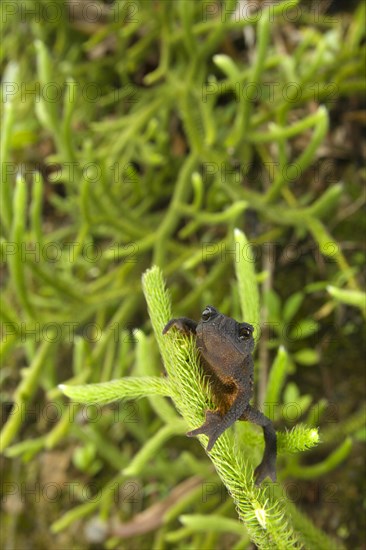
186,410,223,451
163,317,197,336
188,389,248,451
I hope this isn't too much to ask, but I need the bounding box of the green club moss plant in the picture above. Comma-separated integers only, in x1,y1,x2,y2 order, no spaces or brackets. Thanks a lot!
60,247,341,549
1,1,365,547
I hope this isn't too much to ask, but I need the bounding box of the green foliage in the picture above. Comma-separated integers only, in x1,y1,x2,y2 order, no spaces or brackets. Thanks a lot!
234,228,260,337
1,1,364,548
140,267,311,549
59,264,334,549
327,286,366,317
265,346,289,411
59,376,172,405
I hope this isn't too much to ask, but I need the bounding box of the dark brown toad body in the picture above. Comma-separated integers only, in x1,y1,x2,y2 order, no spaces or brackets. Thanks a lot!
163,305,277,485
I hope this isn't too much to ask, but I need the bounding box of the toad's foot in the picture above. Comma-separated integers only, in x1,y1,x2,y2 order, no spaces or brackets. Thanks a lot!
254,457,277,485
187,410,224,452
162,317,197,336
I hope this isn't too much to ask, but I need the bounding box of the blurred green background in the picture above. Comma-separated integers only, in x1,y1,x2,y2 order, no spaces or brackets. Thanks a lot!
1,1,365,549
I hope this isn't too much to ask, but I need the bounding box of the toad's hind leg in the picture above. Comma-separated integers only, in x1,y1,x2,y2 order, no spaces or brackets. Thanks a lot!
241,406,277,485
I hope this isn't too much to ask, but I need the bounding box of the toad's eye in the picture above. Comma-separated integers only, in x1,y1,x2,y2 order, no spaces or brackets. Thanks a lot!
202,306,214,321
239,326,252,340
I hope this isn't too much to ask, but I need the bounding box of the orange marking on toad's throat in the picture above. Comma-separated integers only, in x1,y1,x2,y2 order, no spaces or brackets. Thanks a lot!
200,358,238,415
